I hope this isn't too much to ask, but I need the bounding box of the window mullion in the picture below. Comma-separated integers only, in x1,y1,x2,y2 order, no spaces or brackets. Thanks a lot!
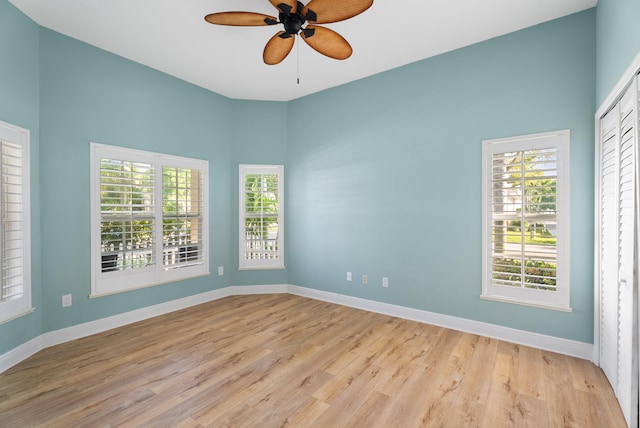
154,161,164,277
520,151,526,288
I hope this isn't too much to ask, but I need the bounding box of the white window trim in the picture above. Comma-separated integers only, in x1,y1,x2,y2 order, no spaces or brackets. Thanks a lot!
481,130,571,312
0,120,32,325
239,164,284,270
90,143,210,297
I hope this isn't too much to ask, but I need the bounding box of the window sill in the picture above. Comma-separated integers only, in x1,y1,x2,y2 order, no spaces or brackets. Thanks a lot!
0,307,36,326
480,294,572,312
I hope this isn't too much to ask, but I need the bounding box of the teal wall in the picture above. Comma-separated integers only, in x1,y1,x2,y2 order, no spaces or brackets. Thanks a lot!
0,1,601,356
596,0,640,105
230,100,289,286
37,28,240,332
287,10,596,342
0,1,42,352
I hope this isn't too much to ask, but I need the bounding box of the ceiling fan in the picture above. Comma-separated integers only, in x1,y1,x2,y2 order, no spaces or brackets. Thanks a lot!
204,0,373,65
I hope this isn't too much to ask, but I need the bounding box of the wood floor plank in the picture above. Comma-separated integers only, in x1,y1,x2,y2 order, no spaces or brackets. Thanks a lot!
196,346,331,426
340,390,390,427
377,363,439,427
224,369,332,428
130,350,279,426
415,335,494,427
480,351,519,427
515,344,547,401
449,336,498,425
542,352,588,427
280,397,330,427
0,294,627,427
308,364,385,427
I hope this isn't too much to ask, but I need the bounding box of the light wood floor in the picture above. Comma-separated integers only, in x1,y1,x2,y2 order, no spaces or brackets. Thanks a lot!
0,294,627,427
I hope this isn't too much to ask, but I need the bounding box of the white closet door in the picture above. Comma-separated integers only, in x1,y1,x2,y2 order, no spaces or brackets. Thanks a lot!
599,76,639,427
617,77,638,427
600,102,621,394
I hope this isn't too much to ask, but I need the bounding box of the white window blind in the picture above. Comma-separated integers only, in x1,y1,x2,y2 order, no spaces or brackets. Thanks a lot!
91,143,209,296
482,130,570,310
0,120,31,324
162,166,204,269
100,158,155,272
239,165,284,270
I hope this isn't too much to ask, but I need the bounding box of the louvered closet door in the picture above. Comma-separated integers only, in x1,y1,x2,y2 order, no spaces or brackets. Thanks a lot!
617,78,639,427
600,105,620,395
599,75,639,428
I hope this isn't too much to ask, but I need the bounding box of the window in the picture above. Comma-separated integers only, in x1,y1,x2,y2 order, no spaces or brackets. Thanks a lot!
0,120,31,324
481,130,570,311
91,143,209,296
239,164,284,270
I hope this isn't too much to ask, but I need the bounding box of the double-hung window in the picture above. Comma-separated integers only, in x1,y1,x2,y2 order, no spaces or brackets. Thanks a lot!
91,143,209,296
239,164,284,270
481,130,570,311
0,120,31,324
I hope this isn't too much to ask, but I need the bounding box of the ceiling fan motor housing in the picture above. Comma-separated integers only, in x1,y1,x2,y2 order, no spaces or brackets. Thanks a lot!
279,1,307,36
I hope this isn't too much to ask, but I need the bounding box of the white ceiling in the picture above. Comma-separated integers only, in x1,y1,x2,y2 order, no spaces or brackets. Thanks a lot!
10,0,596,101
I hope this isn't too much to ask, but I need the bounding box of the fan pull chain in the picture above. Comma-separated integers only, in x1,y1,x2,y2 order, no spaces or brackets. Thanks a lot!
296,35,300,85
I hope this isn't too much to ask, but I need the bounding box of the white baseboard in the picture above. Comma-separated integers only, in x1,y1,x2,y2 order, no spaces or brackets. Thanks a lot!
0,335,42,374
227,284,289,295
0,283,593,373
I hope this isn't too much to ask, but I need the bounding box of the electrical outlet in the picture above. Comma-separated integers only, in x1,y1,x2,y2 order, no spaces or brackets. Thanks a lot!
382,277,389,288
347,272,352,281
362,274,368,285
218,266,224,276
62,294,72,307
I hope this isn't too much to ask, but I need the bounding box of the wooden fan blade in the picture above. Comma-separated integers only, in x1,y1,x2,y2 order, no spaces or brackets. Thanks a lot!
205,12,278,26
302,0,373,24
301,25,352,60
263,31,296,65
269,0,299,14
